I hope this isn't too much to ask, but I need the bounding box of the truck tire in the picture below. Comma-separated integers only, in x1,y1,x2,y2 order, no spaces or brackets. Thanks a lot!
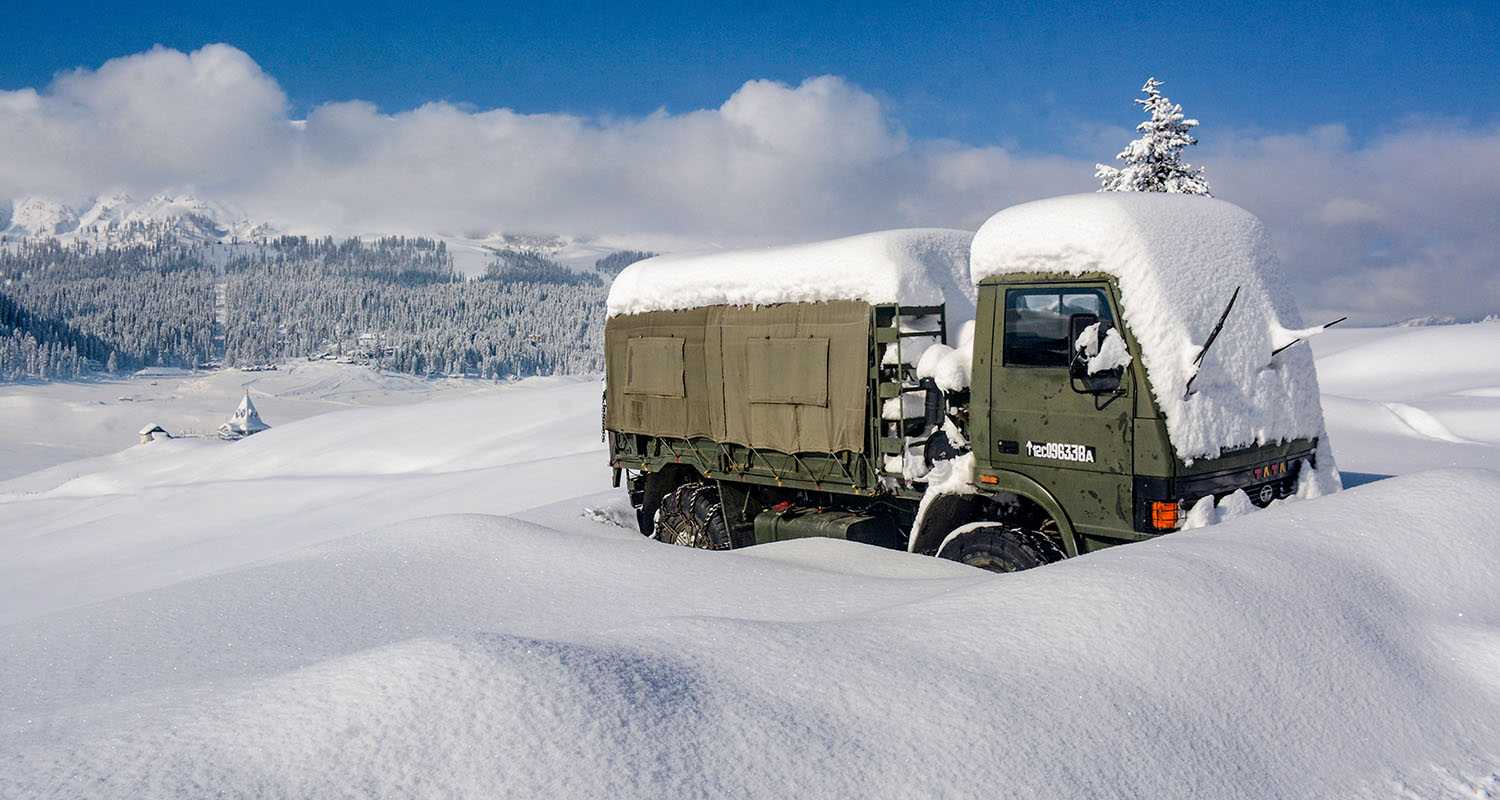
634,468,693,538
653,482,735,551
938,524,1061,573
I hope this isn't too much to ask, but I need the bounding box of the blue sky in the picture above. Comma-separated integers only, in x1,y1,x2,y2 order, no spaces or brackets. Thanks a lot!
5,0,1497,153
2,2,1499,320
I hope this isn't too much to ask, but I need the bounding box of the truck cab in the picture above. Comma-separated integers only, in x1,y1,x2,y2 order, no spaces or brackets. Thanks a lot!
964,272,1315,559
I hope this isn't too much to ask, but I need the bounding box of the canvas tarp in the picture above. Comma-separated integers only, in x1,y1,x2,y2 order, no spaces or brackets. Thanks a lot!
605,301,870,453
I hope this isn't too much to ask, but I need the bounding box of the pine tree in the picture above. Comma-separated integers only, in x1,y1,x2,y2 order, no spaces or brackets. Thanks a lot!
1095,77,1212,196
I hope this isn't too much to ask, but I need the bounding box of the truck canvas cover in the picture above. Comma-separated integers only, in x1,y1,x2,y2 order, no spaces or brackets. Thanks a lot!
605,228,974,454
606,300,869,453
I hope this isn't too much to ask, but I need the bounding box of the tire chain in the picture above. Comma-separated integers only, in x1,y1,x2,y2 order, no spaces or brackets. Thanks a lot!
657,483,732,551
1008,524,1066,563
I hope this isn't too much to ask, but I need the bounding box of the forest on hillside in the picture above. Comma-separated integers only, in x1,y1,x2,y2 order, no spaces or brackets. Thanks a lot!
0,237,648,381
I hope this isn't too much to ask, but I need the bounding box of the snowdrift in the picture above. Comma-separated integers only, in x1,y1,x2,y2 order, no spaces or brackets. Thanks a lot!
0,377,610,625
5,324,1500,798
3,473,1499,798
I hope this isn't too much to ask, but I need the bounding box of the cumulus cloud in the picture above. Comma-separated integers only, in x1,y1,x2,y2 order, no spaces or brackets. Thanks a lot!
1,44,1496,321
0,45,289,199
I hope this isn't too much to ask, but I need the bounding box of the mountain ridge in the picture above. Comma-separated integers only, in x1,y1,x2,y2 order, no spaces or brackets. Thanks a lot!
3,193,276,245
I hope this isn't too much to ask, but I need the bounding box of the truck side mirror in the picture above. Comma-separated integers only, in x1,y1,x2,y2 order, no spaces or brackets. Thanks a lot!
1067,313,1099,380
1068,313,1124,395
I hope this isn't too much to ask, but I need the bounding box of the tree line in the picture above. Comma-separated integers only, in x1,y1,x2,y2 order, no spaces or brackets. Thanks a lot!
0,235,653,382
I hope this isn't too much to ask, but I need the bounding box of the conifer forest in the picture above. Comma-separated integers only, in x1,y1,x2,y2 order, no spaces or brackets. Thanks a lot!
0,236,641,381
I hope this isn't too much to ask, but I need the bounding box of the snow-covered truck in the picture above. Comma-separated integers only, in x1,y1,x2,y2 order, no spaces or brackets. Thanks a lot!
603,193,1340,571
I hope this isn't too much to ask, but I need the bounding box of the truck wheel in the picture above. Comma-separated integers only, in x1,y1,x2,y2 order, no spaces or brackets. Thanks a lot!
654,482,735,551
938,524,1059,573
634,469,689,538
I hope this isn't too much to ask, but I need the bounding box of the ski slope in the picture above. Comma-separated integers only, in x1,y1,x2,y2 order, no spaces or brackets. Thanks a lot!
2,323,1499,798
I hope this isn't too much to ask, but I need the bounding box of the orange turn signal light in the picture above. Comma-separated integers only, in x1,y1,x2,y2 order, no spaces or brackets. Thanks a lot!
978,474,999,485
1151,501,1182,531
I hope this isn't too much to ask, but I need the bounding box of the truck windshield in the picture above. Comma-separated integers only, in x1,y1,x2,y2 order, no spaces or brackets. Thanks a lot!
1003,288,1114,367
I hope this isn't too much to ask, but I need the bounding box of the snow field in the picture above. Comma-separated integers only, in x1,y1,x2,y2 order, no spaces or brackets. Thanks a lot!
2,322,1500,797
0,361,504,481
4,473,1500,798
1312,321,1500,475
0,375,608,625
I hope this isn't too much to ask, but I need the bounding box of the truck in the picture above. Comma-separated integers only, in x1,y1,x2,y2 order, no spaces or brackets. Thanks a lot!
603,193,1340,572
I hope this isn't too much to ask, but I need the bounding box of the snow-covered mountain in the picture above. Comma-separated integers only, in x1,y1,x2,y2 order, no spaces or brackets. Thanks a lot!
1387,313,1500,327
4,197,81,237
3,193,278,244
2,192,636,276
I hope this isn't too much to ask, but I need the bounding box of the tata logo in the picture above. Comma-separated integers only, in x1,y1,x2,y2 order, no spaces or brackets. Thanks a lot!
1251,462,1288,481
1025,441,1096,464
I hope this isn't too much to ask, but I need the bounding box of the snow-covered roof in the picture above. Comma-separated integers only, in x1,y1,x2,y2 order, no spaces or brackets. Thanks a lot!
222,393,271,435
138,423,168,435
972,193,1326,460
606,229,976,320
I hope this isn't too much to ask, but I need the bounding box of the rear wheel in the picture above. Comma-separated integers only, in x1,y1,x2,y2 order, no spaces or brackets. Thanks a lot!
633,469,692,538
938,523,1061,573
654,482,735,550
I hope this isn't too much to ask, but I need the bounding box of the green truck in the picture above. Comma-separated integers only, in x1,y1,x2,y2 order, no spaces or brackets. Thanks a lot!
603,194,1336,572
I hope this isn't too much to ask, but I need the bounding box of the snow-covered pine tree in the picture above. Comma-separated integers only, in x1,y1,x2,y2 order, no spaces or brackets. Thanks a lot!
1095,77,1212,196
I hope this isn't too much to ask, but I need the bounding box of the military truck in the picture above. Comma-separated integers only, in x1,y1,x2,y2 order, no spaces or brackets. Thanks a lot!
603,194,1337,572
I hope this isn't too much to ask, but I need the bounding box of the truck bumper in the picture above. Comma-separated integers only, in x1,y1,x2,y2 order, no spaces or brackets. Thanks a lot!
1132,447,1314,534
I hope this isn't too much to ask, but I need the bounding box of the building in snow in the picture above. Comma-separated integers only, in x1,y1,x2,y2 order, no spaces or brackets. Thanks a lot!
219,393,271,439
138,423,170,444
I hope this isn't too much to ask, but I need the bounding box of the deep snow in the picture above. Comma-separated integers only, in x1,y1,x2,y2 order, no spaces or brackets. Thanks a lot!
0,361,499,481
2,322,1500,798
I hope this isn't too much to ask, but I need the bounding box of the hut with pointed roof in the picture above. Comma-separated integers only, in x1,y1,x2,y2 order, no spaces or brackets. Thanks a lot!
219,392,271,439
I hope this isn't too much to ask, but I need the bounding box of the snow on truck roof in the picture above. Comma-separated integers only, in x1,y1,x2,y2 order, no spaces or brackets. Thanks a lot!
973,193,1328,460
605,228,976,321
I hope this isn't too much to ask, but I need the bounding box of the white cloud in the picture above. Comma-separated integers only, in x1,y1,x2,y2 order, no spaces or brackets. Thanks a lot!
1,44,1497,321
0,45,288,201
1317,198,1384,226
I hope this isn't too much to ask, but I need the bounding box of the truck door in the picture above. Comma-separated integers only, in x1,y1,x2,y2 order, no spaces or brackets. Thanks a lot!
987,283,1134,537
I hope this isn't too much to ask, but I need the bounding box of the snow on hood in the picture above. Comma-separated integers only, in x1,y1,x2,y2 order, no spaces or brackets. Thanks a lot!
606,229,976,319
972,193,1327,461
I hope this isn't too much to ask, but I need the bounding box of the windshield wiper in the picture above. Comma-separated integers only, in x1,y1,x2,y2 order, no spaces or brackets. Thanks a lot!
1184,286,1241,398
1271,316,1348,357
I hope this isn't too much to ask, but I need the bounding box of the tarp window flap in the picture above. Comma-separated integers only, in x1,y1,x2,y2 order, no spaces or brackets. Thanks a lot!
625,337,686,398
746,337,829,406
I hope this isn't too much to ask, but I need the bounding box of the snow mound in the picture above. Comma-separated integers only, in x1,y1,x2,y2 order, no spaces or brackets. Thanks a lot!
972,193,1327,461
1315,319,1500,401
5,473,1500,798
607,228,975,320
0,378,610,624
